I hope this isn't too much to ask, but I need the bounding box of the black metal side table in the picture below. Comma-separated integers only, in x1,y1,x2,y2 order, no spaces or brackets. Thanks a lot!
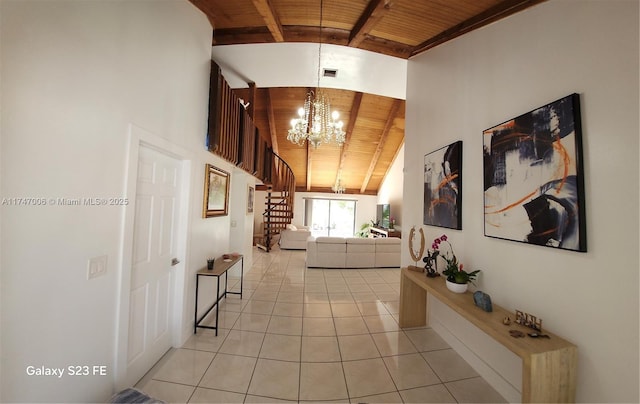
194,255,243,335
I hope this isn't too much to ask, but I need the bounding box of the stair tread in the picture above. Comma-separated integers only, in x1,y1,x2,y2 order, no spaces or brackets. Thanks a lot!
262,184,295,253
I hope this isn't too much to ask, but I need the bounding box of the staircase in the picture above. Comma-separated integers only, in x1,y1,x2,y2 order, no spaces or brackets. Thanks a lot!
258,151,295,252
204,61,296,252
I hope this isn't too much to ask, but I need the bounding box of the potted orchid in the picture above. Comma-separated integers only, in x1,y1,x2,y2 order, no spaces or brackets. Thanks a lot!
432,234,480,293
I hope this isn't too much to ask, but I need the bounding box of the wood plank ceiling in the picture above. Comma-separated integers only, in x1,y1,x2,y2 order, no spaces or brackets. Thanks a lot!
190,0,546,194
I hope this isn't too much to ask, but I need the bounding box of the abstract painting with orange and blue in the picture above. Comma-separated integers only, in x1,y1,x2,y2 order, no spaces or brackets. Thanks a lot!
424,141,463,230
483,94,586,252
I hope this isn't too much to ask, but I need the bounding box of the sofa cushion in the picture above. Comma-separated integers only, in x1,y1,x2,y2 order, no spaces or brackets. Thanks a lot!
306,236,346,268
347,245,375,254
316,237,347,243
317,238,346,253
346,237,373,244
375,237,400,251
374,237,401,267
280,228,312,250
344,238,373,267
306,236,398,269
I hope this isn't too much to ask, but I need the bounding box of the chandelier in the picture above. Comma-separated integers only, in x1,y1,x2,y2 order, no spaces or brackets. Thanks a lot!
287,0,345,149
332,175,346,194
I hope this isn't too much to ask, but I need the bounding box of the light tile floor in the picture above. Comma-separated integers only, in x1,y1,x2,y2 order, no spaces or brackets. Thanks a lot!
136,246,506,403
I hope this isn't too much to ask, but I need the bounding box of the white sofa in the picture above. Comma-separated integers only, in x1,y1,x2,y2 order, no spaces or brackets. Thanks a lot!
306,236,401,268
278,225,312,250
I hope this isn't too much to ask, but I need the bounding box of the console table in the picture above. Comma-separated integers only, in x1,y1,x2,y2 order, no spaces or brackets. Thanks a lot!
369,226,401,238
194,255,243,336
399,268,577,403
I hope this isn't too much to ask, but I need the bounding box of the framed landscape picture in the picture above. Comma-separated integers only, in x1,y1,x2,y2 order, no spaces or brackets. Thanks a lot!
483,93,586,252
203,164,229,217
423,141,462,230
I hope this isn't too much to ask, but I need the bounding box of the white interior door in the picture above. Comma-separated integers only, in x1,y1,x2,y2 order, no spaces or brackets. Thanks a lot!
126,145,182,383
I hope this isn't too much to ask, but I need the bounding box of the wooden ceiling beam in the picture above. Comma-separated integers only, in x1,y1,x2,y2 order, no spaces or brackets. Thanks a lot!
212,26,349,45
335,92,363,183
250,0,284,42
355,35,413,59
360,98,402,194
295,186,377,196
411,0,547,57
349,0,393,48
211,26,412,58
265,88,279,155
212,27,272,45
285,25,349,44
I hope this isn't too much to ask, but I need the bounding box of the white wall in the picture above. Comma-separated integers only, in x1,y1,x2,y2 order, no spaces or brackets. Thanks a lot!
403,1,639,402
228,170,257,271
211,43,407,99
378,144,404,229
0,1,248,402
254,189,268,233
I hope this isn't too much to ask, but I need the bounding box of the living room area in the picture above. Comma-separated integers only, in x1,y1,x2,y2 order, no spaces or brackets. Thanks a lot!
254,143,405,254
1,1,637,403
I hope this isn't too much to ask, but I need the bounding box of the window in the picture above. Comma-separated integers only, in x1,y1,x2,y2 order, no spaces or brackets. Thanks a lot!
304,198,356,237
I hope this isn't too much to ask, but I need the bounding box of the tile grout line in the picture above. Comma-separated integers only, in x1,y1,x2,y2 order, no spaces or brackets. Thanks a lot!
327,269,352,402
243,252,283,401
296,258,308,403
150,248,505,403
229,256,274,400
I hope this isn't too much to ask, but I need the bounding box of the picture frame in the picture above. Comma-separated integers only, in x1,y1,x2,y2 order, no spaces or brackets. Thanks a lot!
423,140,463,230
247,185,254,213
483,93,586,252
203,164,230,218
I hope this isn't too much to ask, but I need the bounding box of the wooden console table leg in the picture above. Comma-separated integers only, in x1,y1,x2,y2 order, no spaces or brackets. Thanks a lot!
522,347,577,403
399,270,428,328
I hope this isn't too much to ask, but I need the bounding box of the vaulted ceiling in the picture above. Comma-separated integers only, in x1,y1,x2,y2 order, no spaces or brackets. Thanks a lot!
189,0,545,194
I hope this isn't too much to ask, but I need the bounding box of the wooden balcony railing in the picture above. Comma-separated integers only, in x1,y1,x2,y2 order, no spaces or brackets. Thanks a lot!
206,61,296,246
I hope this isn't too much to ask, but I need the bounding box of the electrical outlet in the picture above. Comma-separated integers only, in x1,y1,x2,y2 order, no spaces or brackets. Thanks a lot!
87,255,108,280
231,220,237,227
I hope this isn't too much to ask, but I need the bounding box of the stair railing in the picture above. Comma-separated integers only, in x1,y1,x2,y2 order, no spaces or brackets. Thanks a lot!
262,151,295,251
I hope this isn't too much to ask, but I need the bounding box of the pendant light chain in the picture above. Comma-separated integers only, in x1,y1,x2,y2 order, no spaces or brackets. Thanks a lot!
317,0,322,90
287,0,346,149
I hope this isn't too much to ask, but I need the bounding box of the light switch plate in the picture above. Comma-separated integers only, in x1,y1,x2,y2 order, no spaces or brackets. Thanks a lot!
87,255,108,280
